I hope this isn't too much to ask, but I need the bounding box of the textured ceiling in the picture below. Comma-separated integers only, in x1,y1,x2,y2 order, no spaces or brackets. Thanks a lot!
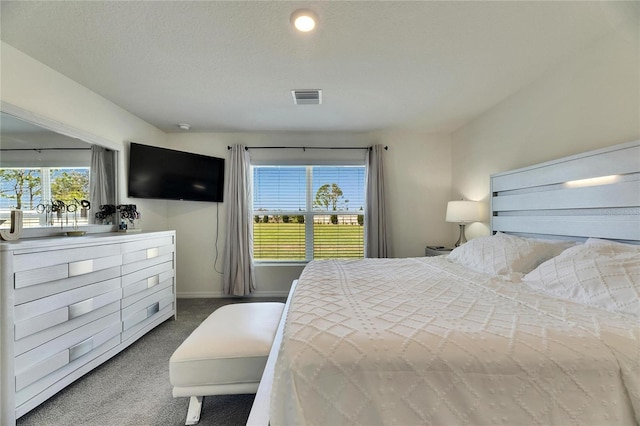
0,1,636,134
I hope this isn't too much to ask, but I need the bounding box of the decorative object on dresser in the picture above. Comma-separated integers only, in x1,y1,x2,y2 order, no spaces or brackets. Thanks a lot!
34,199,91,231
445,200,482,246
0,209,24,241
95,204,117,225
0,230,176,425
117,204,141,232
424,245,453,256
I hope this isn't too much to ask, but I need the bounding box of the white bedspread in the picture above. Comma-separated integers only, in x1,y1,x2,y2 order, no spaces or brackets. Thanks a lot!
271,257,640,425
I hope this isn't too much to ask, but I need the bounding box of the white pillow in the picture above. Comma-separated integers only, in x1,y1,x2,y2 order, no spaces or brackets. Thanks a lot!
522,239,640,317
447,232,572,276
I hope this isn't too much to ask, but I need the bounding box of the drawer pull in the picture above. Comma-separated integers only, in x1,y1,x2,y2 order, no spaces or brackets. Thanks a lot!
69,259,94,277
147,302,160,318
146,247,159,259
147,275,160,288
68,298,95,319
69,337,94,361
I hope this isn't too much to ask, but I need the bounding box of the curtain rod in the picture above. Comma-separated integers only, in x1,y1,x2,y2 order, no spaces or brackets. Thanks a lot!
0,148,92,152
227,145,388,151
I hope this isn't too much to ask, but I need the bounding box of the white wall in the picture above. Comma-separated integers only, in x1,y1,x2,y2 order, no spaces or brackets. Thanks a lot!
369,130,453,258
165,131,452,297
451,24,640,240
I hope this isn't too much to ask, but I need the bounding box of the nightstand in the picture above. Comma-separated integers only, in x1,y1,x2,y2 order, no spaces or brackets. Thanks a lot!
425,246,453,257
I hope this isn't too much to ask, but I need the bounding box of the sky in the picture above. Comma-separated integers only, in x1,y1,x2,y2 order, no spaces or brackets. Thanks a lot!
253,166,365,212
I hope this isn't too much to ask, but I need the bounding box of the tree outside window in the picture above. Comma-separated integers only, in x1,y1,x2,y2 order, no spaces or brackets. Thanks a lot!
50,169,90,204
0,169,41,210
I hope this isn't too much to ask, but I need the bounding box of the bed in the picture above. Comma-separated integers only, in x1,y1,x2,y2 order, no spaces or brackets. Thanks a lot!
250,140,640,425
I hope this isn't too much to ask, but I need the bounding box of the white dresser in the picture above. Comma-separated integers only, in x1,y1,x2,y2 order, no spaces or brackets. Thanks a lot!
0,230,176,424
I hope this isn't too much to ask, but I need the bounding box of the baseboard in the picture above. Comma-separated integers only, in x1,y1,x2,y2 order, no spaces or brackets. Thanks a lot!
176,291,222,298
177,290,290,299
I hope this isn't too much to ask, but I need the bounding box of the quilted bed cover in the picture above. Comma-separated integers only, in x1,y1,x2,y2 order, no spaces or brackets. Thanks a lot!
271,257,640,425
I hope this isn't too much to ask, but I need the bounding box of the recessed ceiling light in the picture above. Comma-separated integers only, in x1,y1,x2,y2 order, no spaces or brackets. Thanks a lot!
178,123,191,131
290,9,318,32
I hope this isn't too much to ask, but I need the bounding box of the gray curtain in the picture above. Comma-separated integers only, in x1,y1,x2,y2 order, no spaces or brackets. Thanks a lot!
365,144,389,258
90,145,116,224
223,144,256,295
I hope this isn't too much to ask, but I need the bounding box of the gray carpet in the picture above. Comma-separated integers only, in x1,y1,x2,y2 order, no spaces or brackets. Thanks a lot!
17,297,286,426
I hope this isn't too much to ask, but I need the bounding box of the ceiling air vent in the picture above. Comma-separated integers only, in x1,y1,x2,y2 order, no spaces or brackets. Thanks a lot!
291,89,322,105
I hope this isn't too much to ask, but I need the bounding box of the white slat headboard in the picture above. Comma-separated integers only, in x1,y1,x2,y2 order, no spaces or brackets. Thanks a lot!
491,140,640,244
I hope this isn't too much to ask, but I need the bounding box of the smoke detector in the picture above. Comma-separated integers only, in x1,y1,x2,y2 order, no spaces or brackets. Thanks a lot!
178,123,191,131
291,89,322,105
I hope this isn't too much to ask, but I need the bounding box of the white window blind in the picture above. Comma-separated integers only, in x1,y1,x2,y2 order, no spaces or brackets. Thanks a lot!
253,165,365,261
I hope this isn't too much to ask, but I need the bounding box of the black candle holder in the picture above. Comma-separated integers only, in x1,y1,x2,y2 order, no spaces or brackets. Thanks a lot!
117,204,140,225
95,204,116,224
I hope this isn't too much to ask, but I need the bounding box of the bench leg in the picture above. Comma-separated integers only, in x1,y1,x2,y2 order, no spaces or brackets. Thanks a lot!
185,396,203,425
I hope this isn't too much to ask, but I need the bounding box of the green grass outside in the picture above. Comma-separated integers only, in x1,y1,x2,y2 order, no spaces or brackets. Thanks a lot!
253,223,364,260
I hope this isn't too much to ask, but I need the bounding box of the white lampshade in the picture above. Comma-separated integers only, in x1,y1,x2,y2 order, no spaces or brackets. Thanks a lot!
445,200,482,223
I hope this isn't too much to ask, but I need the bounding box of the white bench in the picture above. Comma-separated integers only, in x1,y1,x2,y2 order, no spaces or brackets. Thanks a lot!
169,302,285,425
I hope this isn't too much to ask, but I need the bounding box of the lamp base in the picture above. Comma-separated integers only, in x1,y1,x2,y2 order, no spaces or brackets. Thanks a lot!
454,224,467,247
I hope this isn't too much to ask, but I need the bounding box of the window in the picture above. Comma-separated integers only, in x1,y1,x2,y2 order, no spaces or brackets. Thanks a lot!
252,165,366,261
0,167,90,228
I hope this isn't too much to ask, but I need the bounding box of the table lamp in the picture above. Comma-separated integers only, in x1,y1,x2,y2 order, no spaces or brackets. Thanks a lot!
446,200,481,247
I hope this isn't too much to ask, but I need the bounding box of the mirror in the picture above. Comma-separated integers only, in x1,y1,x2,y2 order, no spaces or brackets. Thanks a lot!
0,110,118,236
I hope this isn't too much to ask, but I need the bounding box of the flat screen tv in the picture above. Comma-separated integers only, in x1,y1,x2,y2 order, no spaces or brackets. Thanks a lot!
128,143,225,202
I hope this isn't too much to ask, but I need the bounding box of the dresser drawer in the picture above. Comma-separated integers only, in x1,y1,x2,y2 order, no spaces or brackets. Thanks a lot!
13,244,122,273
121,235,174,258
14,266,121,305
122,300,174,343
14,278,121,323
15,334,120,408
122,286,174,332
122,260,173,289
121,252,173,276
122,269,174,305
15,254,122,289
122,243,173,265
15,287,122,340
14,302,120,356
15,312,121,391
